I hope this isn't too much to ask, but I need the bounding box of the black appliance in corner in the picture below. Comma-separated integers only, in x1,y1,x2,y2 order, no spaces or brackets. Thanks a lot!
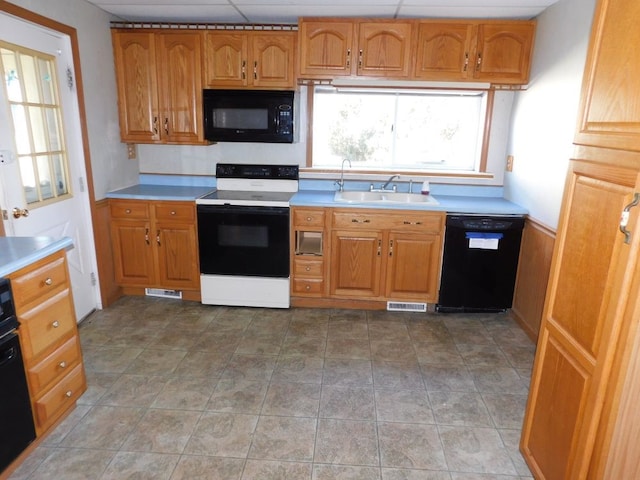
0,277,36,473
436,215,525,313
203,89,294,143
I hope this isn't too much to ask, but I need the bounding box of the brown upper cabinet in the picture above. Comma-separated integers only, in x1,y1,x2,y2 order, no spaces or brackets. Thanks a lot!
112,30,206,144
298,19,413,78
300,18,535,84
204,31,297,89
415,21,535,83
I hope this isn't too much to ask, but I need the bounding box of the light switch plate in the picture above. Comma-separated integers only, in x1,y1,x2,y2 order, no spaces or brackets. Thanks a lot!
506,155,514,172
0,150,14,164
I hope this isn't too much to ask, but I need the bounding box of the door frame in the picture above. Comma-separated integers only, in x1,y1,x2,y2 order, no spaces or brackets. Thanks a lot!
0,1,109,306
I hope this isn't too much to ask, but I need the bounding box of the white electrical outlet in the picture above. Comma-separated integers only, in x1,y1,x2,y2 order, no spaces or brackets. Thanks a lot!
0,150,14,164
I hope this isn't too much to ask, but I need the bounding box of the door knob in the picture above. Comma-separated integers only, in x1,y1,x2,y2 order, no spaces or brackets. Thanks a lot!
12,207,29,218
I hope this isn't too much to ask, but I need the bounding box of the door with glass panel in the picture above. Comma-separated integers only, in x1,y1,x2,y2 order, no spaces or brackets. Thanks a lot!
0,14,98,319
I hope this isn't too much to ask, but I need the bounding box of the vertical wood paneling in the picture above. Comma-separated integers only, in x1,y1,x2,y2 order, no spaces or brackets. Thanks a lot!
511,217,555,341
94,199,122,308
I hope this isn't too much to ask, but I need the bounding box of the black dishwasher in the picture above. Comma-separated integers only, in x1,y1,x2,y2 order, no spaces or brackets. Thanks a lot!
436,215,525,313
0,278,36,473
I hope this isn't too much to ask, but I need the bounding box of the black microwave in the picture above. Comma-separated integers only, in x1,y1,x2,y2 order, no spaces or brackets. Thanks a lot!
203,89,294,143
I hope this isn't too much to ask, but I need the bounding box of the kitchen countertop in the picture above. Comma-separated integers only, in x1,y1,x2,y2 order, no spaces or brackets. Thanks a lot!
292,190,528,215
106,179,528,216
0,236,74,277
106,184,214,201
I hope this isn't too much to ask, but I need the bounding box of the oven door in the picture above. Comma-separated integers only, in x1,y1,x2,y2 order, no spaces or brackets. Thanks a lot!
197,204,290,277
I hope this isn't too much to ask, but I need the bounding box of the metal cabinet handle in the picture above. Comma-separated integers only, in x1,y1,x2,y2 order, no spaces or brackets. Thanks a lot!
476,53,482,70
305,266,311,272
389,239,394,257
254,60,258,80
351,218,371,223
52,320,60,328
306,216,312,222
156,230,161,246
346,48,351,68
59,361,67,369
170,210,176,215
44,277,53,286
305,285,311,291
463,53,469,72
620,193,640,244
153,116,158,135
164,118,169,135
65,390,72,398
377,239,382,256
403,220,423,225
125,208,132,214
242,60,246,80
145,228,150,245
358,49,363,68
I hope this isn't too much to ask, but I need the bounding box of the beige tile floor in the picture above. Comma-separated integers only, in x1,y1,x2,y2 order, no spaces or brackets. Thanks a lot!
9,296,536,480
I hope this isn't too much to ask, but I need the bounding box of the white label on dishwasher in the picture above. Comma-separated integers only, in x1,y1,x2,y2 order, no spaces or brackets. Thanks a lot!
469,238,500,250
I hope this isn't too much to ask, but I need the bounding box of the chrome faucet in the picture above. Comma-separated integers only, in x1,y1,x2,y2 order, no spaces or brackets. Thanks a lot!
381,174,400,191
336,159,352,191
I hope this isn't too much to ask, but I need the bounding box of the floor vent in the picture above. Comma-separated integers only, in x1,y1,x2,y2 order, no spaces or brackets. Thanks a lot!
387,301,427,312
145,288,182,299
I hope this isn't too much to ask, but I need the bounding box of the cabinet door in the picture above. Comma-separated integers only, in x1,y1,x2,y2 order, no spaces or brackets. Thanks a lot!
357,22,413,77
156,32,204,143
413,22,475,80
385,232,442,302
251,32,296,89
204,32,248,87
521,160,640,479
330,229,383,297
155,221,200,289
473,22,535,84
574,0,640,151
110,219,155,285
298,20,355,77
112,31,159,142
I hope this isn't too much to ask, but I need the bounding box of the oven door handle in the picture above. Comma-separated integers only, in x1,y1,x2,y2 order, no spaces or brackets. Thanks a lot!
197,204,289,216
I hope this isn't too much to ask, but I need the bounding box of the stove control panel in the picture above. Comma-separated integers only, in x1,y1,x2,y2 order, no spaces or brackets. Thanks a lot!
216,163,299,181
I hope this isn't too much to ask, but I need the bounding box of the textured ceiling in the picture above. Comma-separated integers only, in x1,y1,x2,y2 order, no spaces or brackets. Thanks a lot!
86,0,561,24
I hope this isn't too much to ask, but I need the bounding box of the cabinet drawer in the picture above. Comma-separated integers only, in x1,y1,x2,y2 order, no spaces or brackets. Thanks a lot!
28,335,81,395
332,210,444,232
34,363,85,430
110,200,149,219
154,202,195,221
293,208,326,227
294,258,324,277
10,253,68,308
19,289,75,360
293,278,324,295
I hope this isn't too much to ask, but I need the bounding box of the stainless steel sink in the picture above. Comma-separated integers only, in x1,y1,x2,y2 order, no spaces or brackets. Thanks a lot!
334,190,439,205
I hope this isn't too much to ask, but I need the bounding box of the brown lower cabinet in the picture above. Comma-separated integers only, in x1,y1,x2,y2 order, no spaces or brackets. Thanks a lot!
8,249,86,437
291,206,444,307
109,199,200,297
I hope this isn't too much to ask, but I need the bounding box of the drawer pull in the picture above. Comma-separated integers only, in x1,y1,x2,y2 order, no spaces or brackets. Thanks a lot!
305,266,311,272
125,208,132,214
52,320,60,328
170,210,176,215
306,217,312,221
305,285,311,291
351,219,371,223
403,221,423,225
59,361,67,369
65,390,72,398
44,277,53,286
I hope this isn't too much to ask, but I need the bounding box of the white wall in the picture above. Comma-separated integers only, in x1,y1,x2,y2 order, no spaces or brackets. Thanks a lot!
504,0,596,228
5,0,139,199
139,86,515,188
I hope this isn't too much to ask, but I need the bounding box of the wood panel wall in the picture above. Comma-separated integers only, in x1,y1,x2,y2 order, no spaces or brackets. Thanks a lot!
511,217,556,341
94,199,122,307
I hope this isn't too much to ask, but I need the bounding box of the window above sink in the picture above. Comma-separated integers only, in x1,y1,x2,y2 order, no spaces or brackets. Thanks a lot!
310,85,489,174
